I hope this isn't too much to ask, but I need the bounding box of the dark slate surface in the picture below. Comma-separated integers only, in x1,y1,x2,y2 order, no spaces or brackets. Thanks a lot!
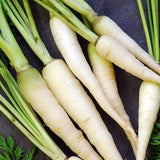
0,0,151,160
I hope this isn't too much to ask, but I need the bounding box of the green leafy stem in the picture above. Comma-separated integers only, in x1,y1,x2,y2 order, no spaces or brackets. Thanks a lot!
0,134,36,160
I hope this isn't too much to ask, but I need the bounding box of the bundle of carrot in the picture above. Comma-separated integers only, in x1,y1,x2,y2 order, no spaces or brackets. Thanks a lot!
1,0,160,159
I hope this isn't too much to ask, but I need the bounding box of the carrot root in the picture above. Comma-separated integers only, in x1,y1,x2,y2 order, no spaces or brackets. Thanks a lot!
43,59,123,160
137,81,160,160
95,35,160,84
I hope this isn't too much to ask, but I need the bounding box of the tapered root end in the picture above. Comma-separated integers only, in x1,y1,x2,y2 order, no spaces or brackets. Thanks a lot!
125,127,138,157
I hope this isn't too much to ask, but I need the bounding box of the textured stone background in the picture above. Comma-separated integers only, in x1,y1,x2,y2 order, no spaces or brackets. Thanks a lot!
0,0,150,160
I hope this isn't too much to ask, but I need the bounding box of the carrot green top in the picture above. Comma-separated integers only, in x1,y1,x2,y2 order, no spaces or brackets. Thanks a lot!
1,0,53,65
137,0,159,62
0,1,29,71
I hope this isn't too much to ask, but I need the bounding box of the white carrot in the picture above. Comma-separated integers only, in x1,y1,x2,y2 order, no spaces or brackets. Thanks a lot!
88,43,133,128
95,35,160,84
137,81,160,160
43,59,123,160
17,66,100,160
49,16,138,156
